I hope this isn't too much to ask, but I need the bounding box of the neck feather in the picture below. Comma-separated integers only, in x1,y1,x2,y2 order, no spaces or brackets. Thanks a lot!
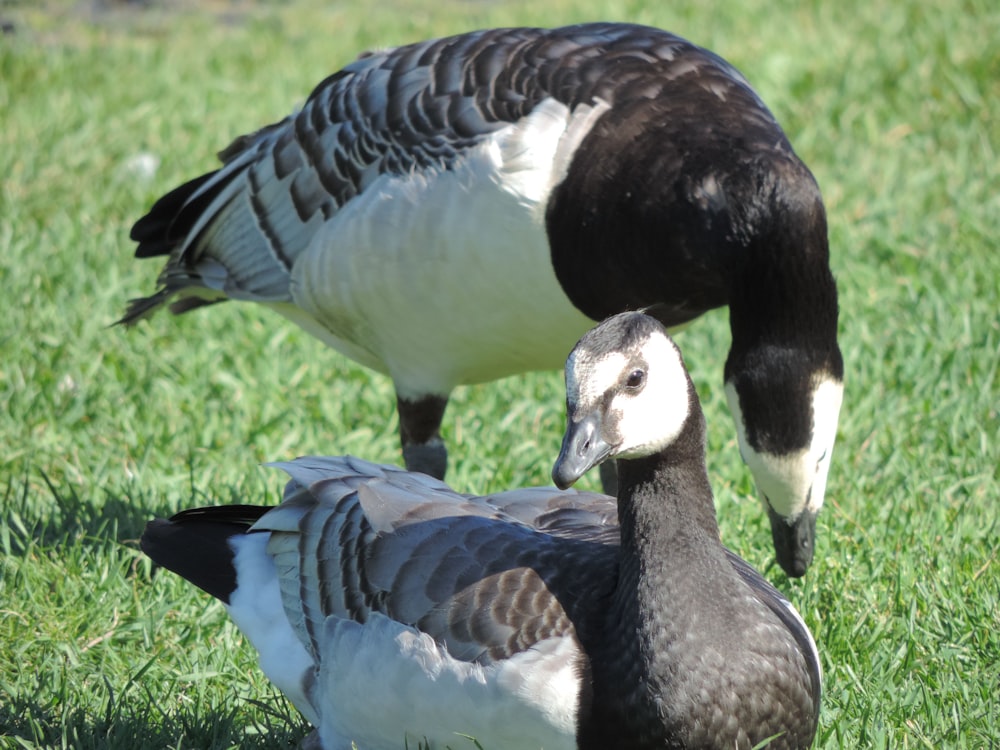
576,398,742,746
727,165,840,359
611,407,730,629
615,385,719,548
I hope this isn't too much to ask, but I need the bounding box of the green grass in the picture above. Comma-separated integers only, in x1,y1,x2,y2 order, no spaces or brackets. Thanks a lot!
1,0,997,747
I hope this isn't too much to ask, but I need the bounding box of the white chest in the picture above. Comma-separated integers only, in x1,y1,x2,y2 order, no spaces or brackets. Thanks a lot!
273,99,607,397
315,614,580,750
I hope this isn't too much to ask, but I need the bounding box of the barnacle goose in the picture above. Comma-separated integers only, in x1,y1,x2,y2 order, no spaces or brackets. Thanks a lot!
142,312,822,750
123,23,843,577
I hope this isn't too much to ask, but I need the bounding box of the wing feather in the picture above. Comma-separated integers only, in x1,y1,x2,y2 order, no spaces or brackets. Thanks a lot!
123,24,774,325
250,457,617,666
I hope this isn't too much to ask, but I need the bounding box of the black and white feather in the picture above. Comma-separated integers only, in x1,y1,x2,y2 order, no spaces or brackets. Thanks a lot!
123,23,843,577
142,312,821,750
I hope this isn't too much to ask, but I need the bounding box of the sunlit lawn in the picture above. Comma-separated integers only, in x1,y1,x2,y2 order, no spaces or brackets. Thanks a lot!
1,0,997,747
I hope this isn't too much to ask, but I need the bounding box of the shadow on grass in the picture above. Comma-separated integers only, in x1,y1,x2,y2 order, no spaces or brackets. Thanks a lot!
2,465,267,554
1,470,314,749
0,690,309,750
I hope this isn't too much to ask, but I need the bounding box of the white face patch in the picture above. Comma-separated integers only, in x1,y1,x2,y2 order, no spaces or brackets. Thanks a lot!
567,329,691,460
726,377,844,520
613,335,691,459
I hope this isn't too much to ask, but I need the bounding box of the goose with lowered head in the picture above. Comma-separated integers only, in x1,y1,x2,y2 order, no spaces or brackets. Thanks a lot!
122,22,844,577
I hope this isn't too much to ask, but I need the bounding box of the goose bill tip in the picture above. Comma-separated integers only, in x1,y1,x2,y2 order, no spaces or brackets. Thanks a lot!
552,449,590,490
552,414,613,490
768,503,817,578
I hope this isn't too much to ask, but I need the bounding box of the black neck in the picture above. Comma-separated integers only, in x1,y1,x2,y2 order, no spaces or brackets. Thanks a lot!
612,387,731,624
547,92,840,373
726,159,840,359
577,388,739,748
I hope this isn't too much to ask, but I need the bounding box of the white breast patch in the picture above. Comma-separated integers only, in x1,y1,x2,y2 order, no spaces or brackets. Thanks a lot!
276,98,608,398
314,613,580,750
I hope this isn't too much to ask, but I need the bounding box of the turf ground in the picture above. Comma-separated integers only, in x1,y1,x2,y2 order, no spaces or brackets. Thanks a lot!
1,0,997,747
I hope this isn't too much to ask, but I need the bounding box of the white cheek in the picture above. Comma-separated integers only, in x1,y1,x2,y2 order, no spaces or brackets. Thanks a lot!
614,347,690,458
725,378,843,519
806,378,844,510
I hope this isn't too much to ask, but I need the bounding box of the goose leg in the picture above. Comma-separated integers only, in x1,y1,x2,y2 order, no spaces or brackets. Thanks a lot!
396,394,449,479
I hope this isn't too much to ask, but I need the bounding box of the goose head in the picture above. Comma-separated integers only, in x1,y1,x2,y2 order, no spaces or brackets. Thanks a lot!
553,312,692,489
724,355,843,577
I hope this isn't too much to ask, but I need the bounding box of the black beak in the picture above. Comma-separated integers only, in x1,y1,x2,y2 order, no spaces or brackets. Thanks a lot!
552,412,613,490
767,503,817,578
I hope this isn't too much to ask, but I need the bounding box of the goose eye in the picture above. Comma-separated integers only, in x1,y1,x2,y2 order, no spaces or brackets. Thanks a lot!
625,369,645,390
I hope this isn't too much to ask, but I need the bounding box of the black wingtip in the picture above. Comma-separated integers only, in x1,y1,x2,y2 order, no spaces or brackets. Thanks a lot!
130,169,222,257
116,290,172,326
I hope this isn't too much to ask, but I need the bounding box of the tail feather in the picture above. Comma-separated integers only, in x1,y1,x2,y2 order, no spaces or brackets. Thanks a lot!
117,289,174,326
141,505,270,603
131,171,221,258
